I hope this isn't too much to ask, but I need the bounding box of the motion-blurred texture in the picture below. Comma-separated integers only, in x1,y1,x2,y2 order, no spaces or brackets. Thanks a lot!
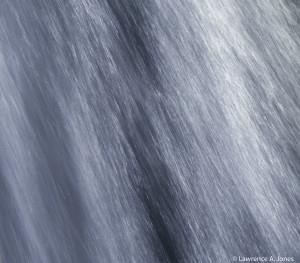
0,0,299,262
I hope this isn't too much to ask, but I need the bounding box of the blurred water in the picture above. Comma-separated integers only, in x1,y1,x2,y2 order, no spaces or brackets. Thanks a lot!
0,0,299,262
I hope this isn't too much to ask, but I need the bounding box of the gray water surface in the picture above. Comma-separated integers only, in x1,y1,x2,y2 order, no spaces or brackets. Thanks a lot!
0,0,299,262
